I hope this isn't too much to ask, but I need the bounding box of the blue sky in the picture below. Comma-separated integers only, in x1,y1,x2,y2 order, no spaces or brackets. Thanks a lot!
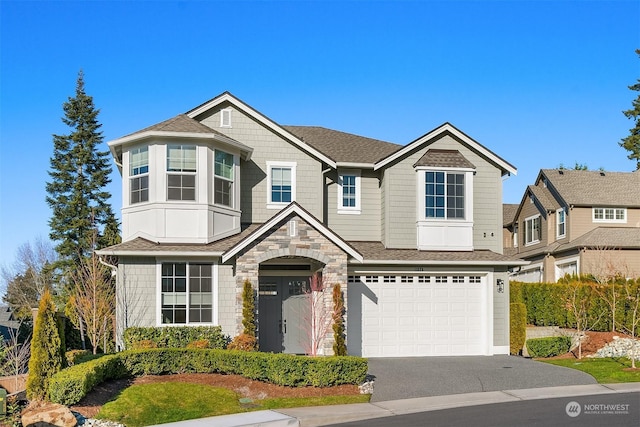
1,0,638,269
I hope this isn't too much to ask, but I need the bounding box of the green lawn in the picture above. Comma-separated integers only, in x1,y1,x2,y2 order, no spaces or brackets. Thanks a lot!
96,382,370,427
542,357,640,383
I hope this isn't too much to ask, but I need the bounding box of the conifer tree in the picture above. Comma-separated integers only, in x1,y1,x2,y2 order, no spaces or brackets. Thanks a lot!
45,71,120,275
26,289,63,401
332,284,347,356
241,280,256,337
620,49,640,170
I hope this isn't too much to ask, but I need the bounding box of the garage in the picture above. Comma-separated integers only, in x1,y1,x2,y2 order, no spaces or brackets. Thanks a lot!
347,275,490,357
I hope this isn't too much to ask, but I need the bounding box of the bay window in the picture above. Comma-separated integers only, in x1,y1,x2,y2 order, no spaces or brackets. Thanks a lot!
214,150,234,207
425,171,465,219
167,145,196,201
130,146,149,204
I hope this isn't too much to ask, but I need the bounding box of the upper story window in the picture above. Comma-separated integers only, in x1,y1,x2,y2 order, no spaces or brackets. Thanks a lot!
220,108,232,127
167,145,196,201
524,214,541,246
425,171,465,219
267,161,296,209
161,262,212,324
338,170,361,214
214,150,234,207
130,146,149,204
593,207,626,223
513,223,519,248
556,208,566,239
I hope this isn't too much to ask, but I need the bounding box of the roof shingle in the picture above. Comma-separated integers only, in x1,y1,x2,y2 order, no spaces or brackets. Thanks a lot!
413,149,476,169
542,169,640,207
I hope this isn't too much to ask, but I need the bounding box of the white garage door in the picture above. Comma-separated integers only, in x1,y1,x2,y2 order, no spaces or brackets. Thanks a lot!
349,275,488,357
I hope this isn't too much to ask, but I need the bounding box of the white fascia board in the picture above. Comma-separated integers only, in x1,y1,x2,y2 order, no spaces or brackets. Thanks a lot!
95,249,224,257
374,123,517,176
221,203,363,263
186,93,336,168
336,162,375,169
414,166,476,173
107,131,253,161
356,259,530,266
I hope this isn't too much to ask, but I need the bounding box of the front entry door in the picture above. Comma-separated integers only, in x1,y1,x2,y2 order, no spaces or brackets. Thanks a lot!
258,276,310,354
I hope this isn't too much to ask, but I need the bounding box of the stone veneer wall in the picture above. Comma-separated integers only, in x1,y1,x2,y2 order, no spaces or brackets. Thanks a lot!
234,215,349,355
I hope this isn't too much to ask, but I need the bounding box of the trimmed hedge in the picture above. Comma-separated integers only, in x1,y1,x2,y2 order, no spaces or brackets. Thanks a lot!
510,303,527,355
123,326,229,350
49,348,368,405
526,336,572,358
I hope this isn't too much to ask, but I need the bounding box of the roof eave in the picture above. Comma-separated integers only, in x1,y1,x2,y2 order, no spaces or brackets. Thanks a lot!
95,249,225,257
356,259,530,266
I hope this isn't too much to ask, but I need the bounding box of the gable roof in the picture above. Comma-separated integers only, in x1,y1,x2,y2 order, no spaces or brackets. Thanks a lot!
556,227,640,252
282,126,400,165
539,169,640,207
221,202,363,263
186,92,337,168
503,204,519,226
374,122,517,175
413,149,476,169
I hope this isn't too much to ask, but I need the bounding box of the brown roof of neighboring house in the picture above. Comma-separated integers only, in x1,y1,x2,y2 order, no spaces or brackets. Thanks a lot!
413,149,476,169
528,185,561,211
556,227,640,252
282,125,401,164
126,114,229,138
503,204,519,226
541,169,640,207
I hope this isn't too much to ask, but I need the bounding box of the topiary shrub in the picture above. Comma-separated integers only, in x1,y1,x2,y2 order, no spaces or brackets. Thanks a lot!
526,336,572,358
26,289,63,401
510,303,527,355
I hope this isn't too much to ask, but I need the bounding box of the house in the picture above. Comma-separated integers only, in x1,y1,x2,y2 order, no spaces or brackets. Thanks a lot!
504,169,640,283
97,92,527,357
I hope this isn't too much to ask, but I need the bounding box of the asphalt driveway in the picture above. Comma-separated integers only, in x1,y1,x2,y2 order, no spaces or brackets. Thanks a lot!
367,355,597,402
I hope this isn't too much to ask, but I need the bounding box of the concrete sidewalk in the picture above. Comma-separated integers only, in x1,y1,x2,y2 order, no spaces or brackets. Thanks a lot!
151,383,640,427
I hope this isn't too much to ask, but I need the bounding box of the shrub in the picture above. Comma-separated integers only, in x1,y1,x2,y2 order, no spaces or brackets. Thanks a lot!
26,289,63,401
123,326,229,349
186,339,210,349
131,339,158,350
526,336,572,358
65,349,93,366
227,333,257,351
510,303,527,355
332,284,347,356
241,280,256,338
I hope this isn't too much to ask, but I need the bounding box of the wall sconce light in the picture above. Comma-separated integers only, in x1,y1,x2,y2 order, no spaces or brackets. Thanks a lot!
496,279,504,293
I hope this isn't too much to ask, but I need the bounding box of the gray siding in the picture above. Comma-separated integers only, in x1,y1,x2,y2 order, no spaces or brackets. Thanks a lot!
217,264,238,337
116,257,156,349
326,169,382,241
198,103,323,223
383,134,504,251
494,270,510,348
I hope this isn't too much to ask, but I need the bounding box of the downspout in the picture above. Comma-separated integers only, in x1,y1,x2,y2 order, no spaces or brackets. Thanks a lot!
99,255,118,278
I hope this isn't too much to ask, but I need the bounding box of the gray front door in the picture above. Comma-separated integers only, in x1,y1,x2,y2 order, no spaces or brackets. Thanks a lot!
258,276,310,354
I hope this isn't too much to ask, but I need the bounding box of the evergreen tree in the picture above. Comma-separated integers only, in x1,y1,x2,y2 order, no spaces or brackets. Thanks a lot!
620,49,640,170
26,289,63,401
241,280,256,337
332,284,347,356
45,71,120,275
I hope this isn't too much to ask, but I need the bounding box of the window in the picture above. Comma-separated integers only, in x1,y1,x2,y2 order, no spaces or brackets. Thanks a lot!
556,208,566,239
425,172,464,219
130,146,149,204
214,150,233,207
267,162,296,208
338,170,361,214
167,145,196,201
161,263,212,324
220,108,232,127
593,207,626,223
513,223,519,248
524,215,541,245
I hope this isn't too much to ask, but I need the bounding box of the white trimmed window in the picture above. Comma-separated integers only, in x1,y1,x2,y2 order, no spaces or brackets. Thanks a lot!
593,207,626,223
556,208,566,239
425,171,465,219
167,144,196,201
213,150,234,207
513,223,519,248
267,161,296,208
524,214,541,245
338,170,361,214
220,108,232,127
129,146,149,204
161,263,212,324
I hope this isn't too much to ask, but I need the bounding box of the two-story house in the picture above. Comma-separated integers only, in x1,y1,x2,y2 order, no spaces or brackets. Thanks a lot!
97,92,526,357
504,169,640,283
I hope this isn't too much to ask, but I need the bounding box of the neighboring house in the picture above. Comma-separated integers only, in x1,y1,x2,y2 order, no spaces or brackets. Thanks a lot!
504,169,640,283
97,92,526,357
0,305,20,341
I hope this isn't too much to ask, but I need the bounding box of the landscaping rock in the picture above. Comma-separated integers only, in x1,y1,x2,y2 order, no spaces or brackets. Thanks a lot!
589,337,640,359
22,402,77,427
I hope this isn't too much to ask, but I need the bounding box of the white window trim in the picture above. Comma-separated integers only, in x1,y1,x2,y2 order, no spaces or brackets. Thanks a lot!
556,208,566,240
213,150,236,209
555,255,580,282
127,145,150,206
337,169,361,215
266,161,297,209
592,207,627,224
220,108,232,128
524,214,541,246
156,260,217,326
415,167,474,222
513,223,519,248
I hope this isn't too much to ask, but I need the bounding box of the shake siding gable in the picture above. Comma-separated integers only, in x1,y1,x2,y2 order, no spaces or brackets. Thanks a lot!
197,104,323,223
518,197,547,249
326,169,382,241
